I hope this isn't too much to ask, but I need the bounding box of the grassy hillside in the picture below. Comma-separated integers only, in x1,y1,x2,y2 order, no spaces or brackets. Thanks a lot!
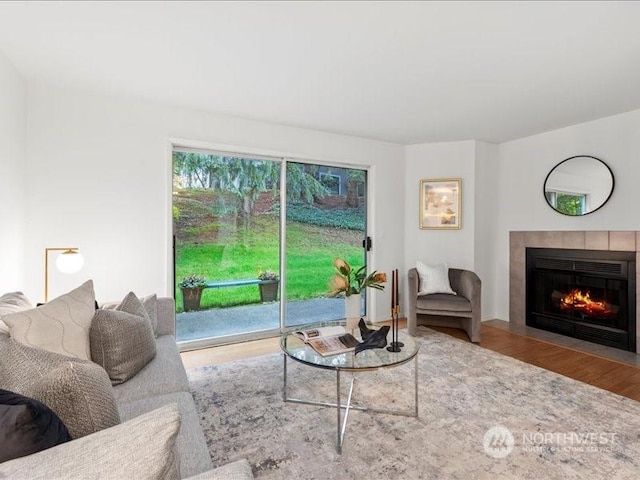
174,189,365,311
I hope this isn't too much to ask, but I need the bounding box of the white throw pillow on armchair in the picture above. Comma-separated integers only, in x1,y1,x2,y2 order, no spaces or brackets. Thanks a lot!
416,261,457,296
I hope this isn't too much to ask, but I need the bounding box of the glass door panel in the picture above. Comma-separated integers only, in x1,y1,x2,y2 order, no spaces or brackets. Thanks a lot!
284,162,367,328
172,149,281,344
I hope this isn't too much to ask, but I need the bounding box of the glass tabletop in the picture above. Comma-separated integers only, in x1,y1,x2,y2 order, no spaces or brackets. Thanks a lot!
280,322,419,372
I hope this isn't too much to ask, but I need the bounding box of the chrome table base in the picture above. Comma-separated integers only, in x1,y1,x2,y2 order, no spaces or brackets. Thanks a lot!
282,354,419,454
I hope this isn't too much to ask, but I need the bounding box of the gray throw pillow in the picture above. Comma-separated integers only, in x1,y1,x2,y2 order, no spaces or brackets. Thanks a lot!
90,292,157,385
140,293,159,336
0,403,181,480
102,292,158,336
0,339,120,439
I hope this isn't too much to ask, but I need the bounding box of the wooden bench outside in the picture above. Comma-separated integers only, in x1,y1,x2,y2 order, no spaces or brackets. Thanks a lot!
204,279,274,289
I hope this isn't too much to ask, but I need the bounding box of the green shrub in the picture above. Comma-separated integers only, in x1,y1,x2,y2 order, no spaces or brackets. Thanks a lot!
272,203,364,230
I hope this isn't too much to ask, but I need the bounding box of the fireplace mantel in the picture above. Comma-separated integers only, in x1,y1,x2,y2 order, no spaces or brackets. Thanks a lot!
510,231,640,351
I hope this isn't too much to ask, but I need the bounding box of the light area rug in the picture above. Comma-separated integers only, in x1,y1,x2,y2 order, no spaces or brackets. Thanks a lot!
187,327,640,479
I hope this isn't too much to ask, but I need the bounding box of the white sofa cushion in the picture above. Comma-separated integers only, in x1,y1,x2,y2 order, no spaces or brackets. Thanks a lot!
186,460,254,480
112,335,190,404
119,391,213,478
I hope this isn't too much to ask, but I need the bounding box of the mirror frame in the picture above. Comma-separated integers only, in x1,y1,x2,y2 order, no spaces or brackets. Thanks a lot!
543,155,614,216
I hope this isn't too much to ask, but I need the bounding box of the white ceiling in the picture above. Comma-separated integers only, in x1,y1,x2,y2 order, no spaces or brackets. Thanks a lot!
1,1,640,144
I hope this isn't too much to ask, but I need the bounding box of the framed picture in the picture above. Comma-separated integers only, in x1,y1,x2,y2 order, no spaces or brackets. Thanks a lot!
419,178,462,229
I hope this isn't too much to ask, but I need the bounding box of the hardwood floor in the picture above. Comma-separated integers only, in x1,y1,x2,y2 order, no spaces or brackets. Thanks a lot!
181,336,281,370
477,323,640,402
180,321,640,402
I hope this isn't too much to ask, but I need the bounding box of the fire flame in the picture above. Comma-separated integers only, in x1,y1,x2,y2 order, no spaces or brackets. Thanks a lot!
559,289,611,315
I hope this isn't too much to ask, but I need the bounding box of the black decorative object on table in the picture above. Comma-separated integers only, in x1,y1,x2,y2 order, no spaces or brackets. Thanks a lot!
355,325,390,354
388,268,403,352
358,318,375,341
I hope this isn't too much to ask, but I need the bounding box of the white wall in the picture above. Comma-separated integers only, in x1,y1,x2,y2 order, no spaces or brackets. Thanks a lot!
403,140,500,320
0,53,26,292
494,108,640,320
474,141,499,319
23,82,405,321
15,76,640,325
404,141,477,268
403,141,477,308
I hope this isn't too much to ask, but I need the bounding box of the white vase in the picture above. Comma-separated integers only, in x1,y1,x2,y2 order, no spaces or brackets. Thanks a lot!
344,293,362,331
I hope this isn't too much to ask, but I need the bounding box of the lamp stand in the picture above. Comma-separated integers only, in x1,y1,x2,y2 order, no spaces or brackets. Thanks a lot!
44,247,81,302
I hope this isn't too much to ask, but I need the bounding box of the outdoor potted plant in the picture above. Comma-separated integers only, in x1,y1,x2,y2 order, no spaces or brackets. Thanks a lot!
178,274,207,311
257,269,279,302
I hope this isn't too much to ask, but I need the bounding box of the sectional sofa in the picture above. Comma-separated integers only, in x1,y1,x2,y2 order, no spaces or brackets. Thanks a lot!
0,290,253,480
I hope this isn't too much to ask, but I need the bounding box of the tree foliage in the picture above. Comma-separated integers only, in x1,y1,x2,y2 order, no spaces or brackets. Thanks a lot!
173,152,328,224
285,162,327,204
556,194,584,215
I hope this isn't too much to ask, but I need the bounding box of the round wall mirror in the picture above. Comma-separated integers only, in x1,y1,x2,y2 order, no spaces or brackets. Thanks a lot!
543,155,614,216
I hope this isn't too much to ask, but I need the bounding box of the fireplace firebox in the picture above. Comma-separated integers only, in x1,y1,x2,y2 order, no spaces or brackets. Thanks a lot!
526,248,636,352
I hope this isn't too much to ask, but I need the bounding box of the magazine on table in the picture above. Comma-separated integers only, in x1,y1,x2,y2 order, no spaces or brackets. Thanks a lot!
293,326,359,356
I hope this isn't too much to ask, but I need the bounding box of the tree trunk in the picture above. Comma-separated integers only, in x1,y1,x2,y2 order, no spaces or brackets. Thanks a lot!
346,179,358,207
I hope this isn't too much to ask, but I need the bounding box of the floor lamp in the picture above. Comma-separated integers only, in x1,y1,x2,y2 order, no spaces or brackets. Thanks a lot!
44,247,85,302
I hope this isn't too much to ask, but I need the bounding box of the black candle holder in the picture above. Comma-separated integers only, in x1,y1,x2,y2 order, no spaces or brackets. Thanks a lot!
387,306,403,352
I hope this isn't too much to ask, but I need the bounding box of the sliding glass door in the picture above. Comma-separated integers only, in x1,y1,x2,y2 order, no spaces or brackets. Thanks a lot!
284,162,367,328
172,148,368,346
172,150,281,343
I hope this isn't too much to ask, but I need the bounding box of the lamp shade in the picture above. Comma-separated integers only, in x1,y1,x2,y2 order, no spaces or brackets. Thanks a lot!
56,250,84,274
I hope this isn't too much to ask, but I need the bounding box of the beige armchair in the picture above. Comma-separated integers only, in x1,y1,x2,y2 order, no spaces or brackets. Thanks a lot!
407,268,481,343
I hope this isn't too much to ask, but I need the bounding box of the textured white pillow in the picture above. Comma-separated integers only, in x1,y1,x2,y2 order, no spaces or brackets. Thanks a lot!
0,403,181,480
0,291,33,316
3,280,96,360
416,261,457,296
0,292,34,333
1,337,120,438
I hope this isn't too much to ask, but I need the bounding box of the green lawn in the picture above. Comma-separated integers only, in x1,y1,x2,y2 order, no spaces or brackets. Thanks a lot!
175,216,364,311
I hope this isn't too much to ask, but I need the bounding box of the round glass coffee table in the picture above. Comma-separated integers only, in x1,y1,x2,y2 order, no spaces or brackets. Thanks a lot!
280,324,419,454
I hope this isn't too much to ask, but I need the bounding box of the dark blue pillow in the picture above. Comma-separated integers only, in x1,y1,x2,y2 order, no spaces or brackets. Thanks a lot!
0,389,71,462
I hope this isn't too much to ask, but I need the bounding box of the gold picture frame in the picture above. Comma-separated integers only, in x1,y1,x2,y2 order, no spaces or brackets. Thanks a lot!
419,178,462,229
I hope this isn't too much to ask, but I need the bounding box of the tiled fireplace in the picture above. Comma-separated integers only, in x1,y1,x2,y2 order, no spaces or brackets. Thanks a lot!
510,231,640,353
526,247,636,351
